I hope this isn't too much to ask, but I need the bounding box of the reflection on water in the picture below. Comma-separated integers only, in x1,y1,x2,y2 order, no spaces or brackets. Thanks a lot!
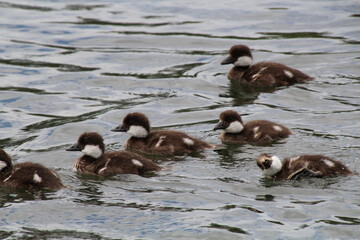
0,0,359,239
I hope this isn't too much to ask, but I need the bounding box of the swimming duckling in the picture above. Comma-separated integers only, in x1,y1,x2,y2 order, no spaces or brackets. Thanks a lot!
213,110,291,144
66,132,161,176
0,148,64,190
222,45,313,87
111,112,216,156
257,153,354,180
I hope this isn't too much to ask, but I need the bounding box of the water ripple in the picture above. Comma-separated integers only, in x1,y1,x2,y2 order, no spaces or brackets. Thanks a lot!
0,58,98,72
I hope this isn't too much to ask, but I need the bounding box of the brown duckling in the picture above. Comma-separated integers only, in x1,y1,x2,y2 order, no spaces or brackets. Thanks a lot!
66,132,162,176
213,110,291,144
222,45,314,87
0,148,64,190
257,153,354,180
111,112,216,156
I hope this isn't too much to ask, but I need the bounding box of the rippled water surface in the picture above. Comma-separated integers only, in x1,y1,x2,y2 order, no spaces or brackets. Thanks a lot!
1,0,359,239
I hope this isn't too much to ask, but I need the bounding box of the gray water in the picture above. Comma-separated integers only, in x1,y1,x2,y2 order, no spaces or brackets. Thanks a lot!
0,0,359,239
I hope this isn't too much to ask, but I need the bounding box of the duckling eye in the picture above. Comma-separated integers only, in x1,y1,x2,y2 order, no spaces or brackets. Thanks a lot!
263,159,272,168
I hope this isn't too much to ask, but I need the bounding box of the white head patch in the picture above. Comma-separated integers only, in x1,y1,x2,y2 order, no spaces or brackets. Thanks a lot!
82,145,102,158
263,156,283,177
183,138,194,146
131,159,143,167
234,56,253,67
128,125,148,138
225,121,244,133
33,173,42,183
0,161,8,171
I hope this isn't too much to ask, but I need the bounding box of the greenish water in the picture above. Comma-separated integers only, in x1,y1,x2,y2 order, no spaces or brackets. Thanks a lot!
0,0,359,239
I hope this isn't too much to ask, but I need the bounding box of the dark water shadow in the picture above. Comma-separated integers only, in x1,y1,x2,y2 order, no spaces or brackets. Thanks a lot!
0,1,107,12
258,31,359,45
103,62,205,79
7,227,111,240
113,30,264,41
21,96,151,133
219,79,279,106
0,136,37,149
0,186,60,207
63,4,107,11
54,17,201,27
259,175,348,189
0,1,54,11
0,57,99,72
72,174,106,206
203,223,250,235
0,86,64,95
316,216,360,225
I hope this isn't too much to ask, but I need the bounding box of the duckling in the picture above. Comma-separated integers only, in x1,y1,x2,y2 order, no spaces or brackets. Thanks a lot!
257,153,354,180
111,112,216,156
222,45,313,87
0,148,64,190
213,110,291,144
66,132,161,176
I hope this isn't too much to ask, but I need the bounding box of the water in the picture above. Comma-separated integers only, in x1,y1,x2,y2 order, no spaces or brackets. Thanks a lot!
0,0,359,239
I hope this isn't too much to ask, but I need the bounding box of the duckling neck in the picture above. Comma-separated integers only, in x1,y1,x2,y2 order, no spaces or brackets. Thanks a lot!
234,66,250,71
82,155,101,163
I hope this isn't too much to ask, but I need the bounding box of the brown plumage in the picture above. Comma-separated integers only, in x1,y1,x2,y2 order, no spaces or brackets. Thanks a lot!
222,45,314,87
213,110,291,144
112,112,216,156
0,149,64,190
257,153,354,180
66,132,162,176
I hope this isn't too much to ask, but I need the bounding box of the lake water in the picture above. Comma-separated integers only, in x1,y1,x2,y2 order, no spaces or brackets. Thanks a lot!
0,0,359,239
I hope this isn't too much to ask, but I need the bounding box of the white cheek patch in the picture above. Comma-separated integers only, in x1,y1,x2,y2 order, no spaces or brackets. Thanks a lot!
263,156,283,177
234,56,253,67
183,138,194,146
273,125,283,132
128,125,148,138
322,159,335,167
225,121,244,133
33,173,42,183
284,70,294,78
0,161,8,171
82,145,102,158
131,159,143,167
